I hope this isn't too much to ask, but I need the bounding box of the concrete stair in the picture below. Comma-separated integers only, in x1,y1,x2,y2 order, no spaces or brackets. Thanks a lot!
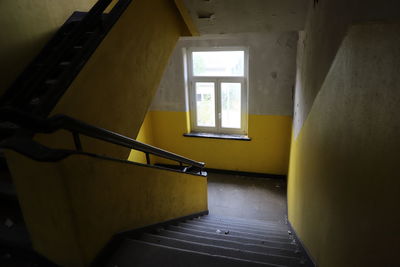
105,215,313,267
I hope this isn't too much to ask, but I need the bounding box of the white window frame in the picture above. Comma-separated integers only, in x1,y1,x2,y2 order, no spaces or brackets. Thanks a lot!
187,47,249,135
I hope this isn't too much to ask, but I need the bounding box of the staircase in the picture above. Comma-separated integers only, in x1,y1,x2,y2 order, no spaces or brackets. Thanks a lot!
0,0,131,119
104,215,313,267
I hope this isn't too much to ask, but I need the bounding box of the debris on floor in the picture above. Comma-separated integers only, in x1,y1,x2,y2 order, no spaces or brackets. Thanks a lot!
4,218,14,228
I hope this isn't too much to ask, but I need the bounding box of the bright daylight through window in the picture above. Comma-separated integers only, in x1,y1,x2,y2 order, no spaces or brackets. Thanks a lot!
188,48,248,135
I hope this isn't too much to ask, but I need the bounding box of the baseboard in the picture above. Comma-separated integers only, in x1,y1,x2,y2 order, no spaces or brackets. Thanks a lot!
155,163,287,179
90,210,209,267
205,167,286,179
287,221,317,267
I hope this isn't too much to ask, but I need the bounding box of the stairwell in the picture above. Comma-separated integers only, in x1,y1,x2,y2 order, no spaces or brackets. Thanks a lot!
105,215,312,267
1,0,314,266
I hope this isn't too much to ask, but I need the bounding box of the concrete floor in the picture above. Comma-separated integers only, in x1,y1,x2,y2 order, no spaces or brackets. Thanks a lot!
207,173,287,223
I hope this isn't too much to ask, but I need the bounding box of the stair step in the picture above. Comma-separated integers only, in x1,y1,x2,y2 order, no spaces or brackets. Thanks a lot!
59,61,71,67
139,233,303,267
204,215,286,226
157,229,300,258
191,219,290,236
187,220,291,237
177,222,292,243
44,79,58,85
200,217,288,231
106,238,280,267
165,226,297,250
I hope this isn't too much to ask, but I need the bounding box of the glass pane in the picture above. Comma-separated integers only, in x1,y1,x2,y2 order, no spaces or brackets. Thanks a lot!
192,51,244,77
195,82,215,127
221,83,241,129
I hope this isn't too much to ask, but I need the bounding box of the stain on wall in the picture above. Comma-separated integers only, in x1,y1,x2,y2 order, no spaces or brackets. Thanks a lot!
182,0,309,34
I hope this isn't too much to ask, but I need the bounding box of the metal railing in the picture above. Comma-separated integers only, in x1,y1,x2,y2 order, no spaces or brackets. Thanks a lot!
0,108,206,176
0,0,133,117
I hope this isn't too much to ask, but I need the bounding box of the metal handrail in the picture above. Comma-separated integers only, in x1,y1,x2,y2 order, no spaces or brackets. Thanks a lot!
0,108,205,169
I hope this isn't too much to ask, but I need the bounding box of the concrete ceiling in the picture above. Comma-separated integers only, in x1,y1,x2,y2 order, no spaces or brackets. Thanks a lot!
182,0,310,35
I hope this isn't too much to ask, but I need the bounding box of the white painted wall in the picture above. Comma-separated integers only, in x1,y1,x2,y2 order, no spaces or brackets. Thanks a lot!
182,0,309,34
151,32,298,116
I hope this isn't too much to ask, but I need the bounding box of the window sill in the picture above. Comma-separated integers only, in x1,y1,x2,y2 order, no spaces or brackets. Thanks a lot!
183,132,251,141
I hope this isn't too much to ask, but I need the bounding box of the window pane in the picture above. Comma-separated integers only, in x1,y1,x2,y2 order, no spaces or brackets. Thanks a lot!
195,82,215,127
221,83,241,129
192,51,244,77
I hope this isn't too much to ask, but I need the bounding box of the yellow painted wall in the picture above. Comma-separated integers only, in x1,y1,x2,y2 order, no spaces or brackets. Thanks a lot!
42,0,190,159
134,111,292,175
0,0,98,96
4,0,204,266
7,152,207,266
287,23,400,267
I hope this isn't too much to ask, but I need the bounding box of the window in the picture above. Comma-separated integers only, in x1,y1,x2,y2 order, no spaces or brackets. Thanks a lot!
187,48,248,135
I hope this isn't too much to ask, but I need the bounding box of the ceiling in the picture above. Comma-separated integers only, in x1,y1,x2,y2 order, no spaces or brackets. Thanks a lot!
182,0,310,35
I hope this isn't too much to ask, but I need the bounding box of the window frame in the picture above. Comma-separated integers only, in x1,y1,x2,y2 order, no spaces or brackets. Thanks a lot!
187,47,249,135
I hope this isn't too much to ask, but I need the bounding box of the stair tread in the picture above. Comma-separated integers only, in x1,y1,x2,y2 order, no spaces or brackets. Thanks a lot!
44,79,58,85
206,215,282,225
157,229,300,257
165,225,297,249
200,217,288,231
203,215,287,226
139,233,302,266
178,222,292,243
182,221,291,239
190,219,290,236
107,238,282,267
59,61,71,66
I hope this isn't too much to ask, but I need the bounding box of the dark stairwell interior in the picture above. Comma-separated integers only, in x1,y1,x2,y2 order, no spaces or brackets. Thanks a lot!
100,174,313,267
1,0,400,267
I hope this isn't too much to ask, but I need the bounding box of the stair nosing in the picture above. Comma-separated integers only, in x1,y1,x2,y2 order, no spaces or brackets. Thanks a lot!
199,218,288,231
166,225,297,247
123,238,286,267
141,232,300,262
193,218,289,231
178,222,292,242
182,221,291,239
159,229,299,253
199,216,287,227
177,225,292,244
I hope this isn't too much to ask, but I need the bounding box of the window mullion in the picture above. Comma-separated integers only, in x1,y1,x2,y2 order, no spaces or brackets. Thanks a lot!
216,79,222,131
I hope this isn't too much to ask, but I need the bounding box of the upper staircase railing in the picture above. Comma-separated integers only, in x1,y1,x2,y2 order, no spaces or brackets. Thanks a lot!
0,0,133,118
